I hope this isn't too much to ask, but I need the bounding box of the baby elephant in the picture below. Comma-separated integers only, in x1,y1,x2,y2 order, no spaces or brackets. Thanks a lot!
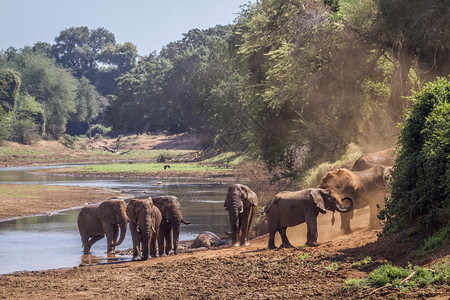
265,188,354,249
126,198,162,260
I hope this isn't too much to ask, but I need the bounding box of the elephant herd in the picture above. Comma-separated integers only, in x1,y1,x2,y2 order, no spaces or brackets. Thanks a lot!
77,148,395,258
78,195,190,260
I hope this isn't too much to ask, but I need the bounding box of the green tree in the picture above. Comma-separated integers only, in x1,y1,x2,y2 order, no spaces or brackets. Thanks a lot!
71,77,99,140
8,51,77,139
340,0,450,122
51,26,116,78
98,42,138,74
236,0,392,176
380,78,449,233
104,53,173,133
106,26,233,135
0,68,21,115
11,93,45,144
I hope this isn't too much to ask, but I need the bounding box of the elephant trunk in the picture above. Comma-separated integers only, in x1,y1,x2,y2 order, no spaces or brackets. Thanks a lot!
334,197,354,213
112,223,127,247
227,194,244,214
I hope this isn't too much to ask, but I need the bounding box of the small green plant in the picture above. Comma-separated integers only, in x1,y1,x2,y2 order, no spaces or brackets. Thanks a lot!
368,264,410,287
419,225,450,255
296,253,309,260
326,262,339,271
353,256,372,267
344,278,370,289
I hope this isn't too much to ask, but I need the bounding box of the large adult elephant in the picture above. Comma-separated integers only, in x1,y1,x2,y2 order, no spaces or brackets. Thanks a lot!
126,198,162,260
265,188,354,249
351,148,395,171
152,195,190,256
224,184,258,247
77,199,129,254
318,165,392,234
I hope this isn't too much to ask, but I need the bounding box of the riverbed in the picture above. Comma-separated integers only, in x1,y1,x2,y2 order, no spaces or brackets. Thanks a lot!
0,165,230,274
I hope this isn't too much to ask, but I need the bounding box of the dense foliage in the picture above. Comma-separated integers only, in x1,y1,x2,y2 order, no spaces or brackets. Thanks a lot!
380,78,450,234
0,1,449,179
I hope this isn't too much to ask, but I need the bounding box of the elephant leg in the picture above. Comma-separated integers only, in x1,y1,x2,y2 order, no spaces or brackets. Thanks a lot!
112,224,119,245
103,224,116,254
340,211,353,234
279,227,293,248
228,209,239,246
87,235,104,253
150,230,158,258
239,210,251,246
141,234,150,261
305,211,319,247
158,229,165,257
268,230,277,249
79,230,91,254
164,229,172,255
129,223,140,260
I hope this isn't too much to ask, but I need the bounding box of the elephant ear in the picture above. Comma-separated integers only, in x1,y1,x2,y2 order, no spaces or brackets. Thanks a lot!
224,186,232,208
311,189,327,214
242,185,258,207
126,200,137,223
97,200,113,222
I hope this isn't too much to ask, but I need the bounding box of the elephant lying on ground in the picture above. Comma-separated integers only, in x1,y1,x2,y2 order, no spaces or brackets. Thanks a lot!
318,165,392,233
191,231,229,248
126,198,162,260
77,199,129,254
224,184,258,247
351,148,395,171
265,188,354,249
152,195,190,256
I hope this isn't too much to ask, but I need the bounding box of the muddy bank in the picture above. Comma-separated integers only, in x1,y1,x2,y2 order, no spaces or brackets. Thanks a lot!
0,229,448,299
0,184,122,221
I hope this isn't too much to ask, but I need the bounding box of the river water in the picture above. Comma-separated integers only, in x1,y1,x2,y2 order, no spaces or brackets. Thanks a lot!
0,165,230,274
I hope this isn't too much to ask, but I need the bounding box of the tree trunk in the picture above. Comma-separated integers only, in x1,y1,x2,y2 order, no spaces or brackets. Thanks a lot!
88,120,92,141
388,43,414,123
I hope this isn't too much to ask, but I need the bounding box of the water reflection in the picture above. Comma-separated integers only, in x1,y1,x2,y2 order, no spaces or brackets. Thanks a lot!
80,253,129,266
0,165,231,274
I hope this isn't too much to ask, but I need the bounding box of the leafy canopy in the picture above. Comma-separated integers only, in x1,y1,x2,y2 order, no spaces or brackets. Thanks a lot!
380,78,450,233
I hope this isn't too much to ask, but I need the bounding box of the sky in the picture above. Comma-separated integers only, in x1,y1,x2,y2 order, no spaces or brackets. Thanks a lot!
0,0,251,55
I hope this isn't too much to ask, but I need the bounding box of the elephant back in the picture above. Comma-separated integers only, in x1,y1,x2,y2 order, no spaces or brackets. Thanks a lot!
152,195,182,222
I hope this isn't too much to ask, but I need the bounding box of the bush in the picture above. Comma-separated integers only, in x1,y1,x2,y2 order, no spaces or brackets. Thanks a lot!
0,113,13,144
368,264,410,286
61,134,76,149
380,78,450,234
11,117,39,144
89,124,111,138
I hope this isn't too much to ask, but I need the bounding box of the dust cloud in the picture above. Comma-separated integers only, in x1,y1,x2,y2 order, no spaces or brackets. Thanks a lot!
273,207,376,247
